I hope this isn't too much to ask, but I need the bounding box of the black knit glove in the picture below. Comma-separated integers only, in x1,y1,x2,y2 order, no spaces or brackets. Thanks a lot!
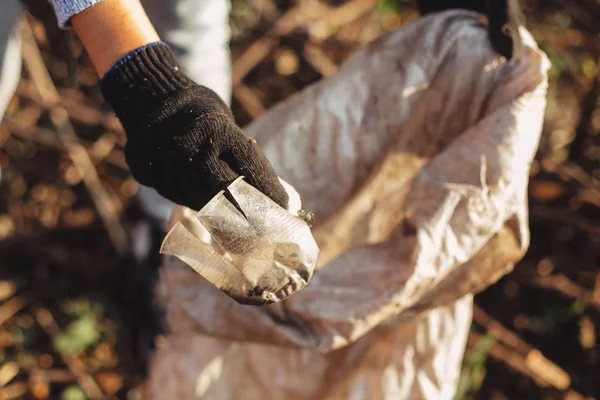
99,43,288,211
416,0,515,59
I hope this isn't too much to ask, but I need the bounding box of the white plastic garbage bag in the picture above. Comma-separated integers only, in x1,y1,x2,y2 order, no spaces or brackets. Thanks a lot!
149,10,549,400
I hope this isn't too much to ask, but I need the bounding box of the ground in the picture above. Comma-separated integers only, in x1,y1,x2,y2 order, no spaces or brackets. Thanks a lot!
0,0,599,399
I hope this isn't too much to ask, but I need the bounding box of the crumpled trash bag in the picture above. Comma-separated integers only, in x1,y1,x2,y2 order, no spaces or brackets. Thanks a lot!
160,176,319,305
149,10,550,400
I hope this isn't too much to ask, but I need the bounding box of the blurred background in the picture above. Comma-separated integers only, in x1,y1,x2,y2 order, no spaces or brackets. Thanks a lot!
0,0,599,399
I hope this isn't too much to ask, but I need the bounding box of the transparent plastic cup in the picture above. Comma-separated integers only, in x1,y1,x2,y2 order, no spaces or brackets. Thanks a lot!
160,177,319,304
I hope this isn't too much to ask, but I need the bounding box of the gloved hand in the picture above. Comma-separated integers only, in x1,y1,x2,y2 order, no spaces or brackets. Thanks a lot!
99,43,288,211
416,0,516,59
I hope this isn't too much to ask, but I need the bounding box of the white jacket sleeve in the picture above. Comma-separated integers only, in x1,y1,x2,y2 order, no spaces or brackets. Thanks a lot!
157,11,549,351
49,0,103,27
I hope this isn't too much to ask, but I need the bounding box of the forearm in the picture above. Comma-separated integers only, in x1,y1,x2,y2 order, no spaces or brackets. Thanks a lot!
70,0,160,77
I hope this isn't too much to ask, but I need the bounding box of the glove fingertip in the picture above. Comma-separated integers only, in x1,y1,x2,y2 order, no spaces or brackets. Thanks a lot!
488,26,513,59
226,146,290,210
267,184,290,210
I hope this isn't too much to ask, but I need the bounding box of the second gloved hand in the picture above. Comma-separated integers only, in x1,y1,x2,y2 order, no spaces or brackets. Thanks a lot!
99,43,289,211
415,0,516,59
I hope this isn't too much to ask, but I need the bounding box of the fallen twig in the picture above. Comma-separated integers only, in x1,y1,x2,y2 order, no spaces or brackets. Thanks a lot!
232,0,376,86
468,331,577,393
233,84,265,119
0,297,26,327
0,281,16,302
473,305,530,354
232,11,299,86
473,305,572,391
0,363,19,388
17,81,124,138
541,159,600,207
314,0,379,38
232,0,328,84
232,0,376,119
0,381,28,400
304,42,338,77
6,120,128,171
514,273,600,312
19,17,128,256
530,205,600,237
30,368,76,384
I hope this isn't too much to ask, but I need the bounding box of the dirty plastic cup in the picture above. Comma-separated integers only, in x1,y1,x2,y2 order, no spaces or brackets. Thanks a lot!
160,177,319,305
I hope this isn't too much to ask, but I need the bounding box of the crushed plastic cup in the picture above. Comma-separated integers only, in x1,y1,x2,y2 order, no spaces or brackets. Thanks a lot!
160,177,320,305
